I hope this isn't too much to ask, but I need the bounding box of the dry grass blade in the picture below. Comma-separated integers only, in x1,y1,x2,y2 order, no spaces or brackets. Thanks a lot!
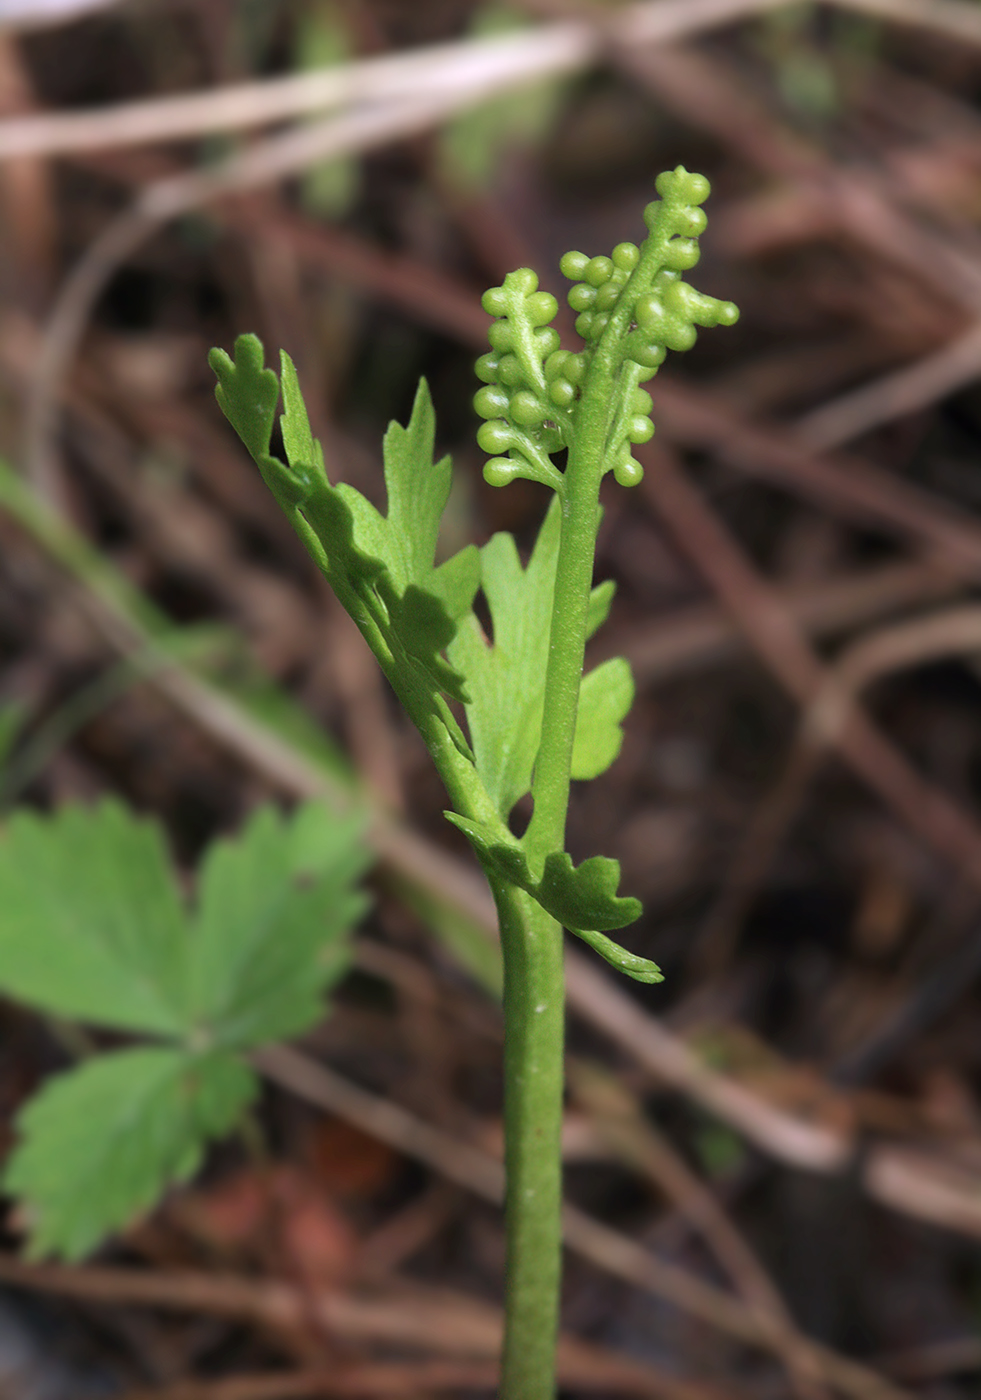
253,1045,505,1204
863,1144,981,1238
0,0,122,30
27,89,507,498
0,22,596,159
563,950,851,1172
0,0,814,164
616,559,960,685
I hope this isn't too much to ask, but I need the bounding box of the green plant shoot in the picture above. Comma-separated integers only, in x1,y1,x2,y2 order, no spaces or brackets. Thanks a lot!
209,165,737,1400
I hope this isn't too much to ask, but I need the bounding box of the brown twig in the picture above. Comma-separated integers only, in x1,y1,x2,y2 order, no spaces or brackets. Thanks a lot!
114,1365,503,1400
705,602,981,979
568,1061,833,1400
651,378,981,582
0,1254,737,1400
0,1,809,164
613,557,961,686
640,441,981,893
862,1144,981,1239
795,320,981,450
255,1044,908,1400
801,605,981,751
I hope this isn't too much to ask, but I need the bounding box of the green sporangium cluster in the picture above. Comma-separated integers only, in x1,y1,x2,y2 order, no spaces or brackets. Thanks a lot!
473,165,739,491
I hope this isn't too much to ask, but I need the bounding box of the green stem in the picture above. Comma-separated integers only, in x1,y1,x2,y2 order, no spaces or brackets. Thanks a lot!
502,228,674,1395
525,223,671,866
491,875,565,1400
495,330,611,1400
524,385,606,866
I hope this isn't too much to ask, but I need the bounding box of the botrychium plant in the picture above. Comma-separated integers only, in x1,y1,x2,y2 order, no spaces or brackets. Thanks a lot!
209,165,737,1400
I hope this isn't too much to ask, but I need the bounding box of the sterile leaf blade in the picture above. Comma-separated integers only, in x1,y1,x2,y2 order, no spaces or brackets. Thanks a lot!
212,341,474,712
571,656,634,781
450,500,629,817
444,813,641,933
209,335,279,467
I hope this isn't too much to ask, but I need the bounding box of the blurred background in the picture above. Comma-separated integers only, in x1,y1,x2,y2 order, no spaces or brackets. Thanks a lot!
2,0,981,1395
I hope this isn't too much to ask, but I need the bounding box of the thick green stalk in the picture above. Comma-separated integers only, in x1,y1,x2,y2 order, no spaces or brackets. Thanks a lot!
491,875,565,1400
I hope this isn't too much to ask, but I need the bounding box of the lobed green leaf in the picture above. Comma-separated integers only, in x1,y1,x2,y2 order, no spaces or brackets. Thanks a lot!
444,813,641,933
211,337,478,710
0,799,370,1050
444,813,656,980
209,333,279,469
0,801,188,1037
0,798,371,1259
4,1048,255,1260
187,803,371,1050
572,657,634,781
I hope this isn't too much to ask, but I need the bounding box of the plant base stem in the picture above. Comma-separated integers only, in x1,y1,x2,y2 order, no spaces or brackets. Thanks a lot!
493,878,565,1400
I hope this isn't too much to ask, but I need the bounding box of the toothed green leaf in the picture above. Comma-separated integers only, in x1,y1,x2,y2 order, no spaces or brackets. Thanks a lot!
0,801,188,1036
4,1048,255,1260
537,849,641,933
0,798,371,1260
0,799,369,1048
187,802,371,1049
279,347,324,476
448,498,634,817
343,380,456,599
447,505,559,816
444,813,652,978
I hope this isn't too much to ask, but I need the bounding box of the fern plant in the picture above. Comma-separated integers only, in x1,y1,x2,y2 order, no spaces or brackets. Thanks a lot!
210,165,737,1400
0,799,369,1259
